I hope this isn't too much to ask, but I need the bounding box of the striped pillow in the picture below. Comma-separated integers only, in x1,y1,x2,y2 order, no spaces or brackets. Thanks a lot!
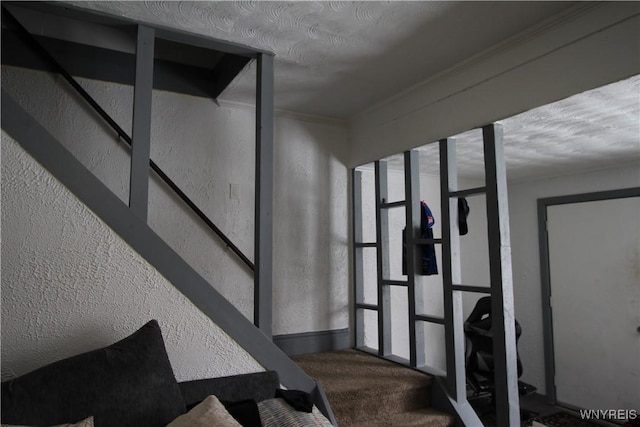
258,398,332,427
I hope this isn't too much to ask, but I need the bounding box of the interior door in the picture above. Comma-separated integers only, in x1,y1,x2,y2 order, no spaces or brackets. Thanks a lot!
547,196,640,411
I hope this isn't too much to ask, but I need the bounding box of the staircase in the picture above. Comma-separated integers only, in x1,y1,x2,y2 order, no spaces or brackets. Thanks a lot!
1,3,338,422
293,350,456,427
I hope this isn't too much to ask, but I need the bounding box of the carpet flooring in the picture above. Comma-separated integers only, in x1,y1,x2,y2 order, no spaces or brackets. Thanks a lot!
292,350,455,427
530,412,615,427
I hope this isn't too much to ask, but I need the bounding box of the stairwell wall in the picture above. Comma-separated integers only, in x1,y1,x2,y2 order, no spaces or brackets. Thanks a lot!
1,66,350,379
1,133,264,381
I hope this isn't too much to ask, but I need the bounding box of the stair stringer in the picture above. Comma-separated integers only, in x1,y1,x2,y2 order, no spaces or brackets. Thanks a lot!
1,89,337,424
431,376,483,427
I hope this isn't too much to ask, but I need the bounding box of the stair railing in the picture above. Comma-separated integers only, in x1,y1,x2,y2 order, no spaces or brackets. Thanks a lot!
2,4,338,423
2,5,255,272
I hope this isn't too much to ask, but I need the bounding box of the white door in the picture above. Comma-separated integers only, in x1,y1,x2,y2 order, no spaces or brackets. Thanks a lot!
547,196,640,411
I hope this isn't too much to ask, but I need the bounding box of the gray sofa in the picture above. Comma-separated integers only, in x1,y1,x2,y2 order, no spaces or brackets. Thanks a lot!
1,320,280,427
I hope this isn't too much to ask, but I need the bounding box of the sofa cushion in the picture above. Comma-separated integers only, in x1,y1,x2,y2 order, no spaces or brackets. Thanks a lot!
1,415,94,427
1,320,185,427
180,371,280,407
167,395,241,427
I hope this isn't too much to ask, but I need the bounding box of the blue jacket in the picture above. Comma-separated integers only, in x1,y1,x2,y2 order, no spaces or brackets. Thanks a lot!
402,201,438,276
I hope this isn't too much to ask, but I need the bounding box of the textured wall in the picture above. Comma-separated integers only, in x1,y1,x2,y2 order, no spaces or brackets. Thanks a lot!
1,66,349,378
272,114,349,334
1,134,263,381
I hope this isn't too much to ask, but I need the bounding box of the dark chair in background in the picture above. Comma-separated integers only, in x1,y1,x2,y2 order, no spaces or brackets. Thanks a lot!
464,296,536,421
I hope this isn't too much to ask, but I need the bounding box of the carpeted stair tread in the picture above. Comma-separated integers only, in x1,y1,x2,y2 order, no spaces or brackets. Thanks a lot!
293,350,433,394
324,384,431,425
293,350,454,426
347,408,456,427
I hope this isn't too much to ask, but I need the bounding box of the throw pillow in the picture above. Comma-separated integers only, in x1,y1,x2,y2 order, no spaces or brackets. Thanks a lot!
1,415,94,427
1,320,185,427
258,398,333,427
167,395,241,427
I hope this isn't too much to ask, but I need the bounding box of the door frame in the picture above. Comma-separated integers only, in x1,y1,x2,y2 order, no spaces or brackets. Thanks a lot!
537,186,640,404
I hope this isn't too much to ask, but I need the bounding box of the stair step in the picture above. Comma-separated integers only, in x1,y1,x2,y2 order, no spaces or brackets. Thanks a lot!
293,350,452,426
347,408,456,427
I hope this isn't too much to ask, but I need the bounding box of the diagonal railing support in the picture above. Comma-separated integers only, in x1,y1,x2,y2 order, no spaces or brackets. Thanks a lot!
2,3,337,422
1,5,254,272
0,88,307,391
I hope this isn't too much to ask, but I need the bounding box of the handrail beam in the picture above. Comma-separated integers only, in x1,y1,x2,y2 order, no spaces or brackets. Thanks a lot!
2,6,254,272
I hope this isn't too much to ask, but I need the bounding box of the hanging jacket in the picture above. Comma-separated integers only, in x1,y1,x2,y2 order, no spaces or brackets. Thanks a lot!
402,201,438,276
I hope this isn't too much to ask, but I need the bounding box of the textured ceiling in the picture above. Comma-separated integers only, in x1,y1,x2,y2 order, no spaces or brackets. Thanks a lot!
381,74,640,182
66,1,577,119
62,1,638,181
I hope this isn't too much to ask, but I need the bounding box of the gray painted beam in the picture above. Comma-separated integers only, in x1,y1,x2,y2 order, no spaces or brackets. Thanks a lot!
355,242,377,248
374,160,392,356
448,187,487,198
404,149,425,368
129,25,155,221
1,89,315,393
1,30,252,100
254,53,275,338
153,26,269,58
210,54,254,99
439,138,467,403
451,285,492,294
380,200,406,209
537,198,556,404
416,364,447,378
382,280,409,287
355,303,379,311
539,187,640,206
431,377,483,427
5,1,271,58
483,123,520,427
312,381,339,426
416,315,445,325
352,169,366,348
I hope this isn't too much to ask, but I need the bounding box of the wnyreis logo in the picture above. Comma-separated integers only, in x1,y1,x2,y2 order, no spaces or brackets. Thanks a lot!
579,409,637,421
